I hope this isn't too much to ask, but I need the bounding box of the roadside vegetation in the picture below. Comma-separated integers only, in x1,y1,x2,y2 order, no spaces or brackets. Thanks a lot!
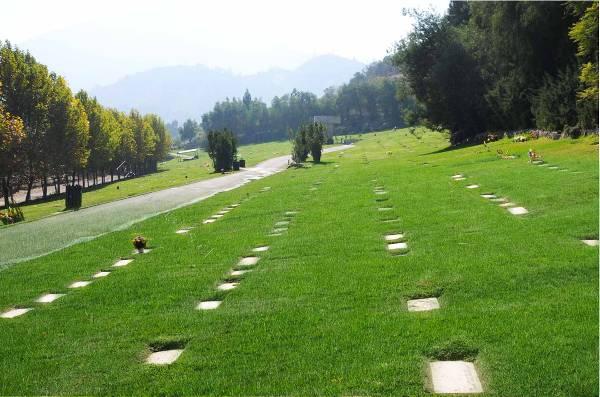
13,140,290,223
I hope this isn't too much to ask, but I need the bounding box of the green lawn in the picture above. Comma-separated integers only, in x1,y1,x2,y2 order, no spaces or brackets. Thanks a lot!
0,129,597,395
15,140,291,223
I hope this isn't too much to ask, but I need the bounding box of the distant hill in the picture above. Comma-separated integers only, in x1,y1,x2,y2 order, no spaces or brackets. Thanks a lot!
91,55,365,122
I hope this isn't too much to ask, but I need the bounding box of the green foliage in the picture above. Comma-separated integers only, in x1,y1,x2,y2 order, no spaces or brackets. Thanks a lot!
291,127,309,163
569,2,599,128
0,40,172,203
305,122,326,163
531,66,579,131
179,118,200,144
291,122,326,163
393,2,595,141
201,59,413,143
206,129,238,172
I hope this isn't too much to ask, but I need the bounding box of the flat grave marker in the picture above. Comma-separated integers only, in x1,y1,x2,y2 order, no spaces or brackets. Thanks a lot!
466,184,479,189
1,308,32,318
582,239,599,246
69,281,92,289
146,349,183,365
407,297,439,312
387,242,408,251
93,271,111,278
384,233,404,241
508,206,528,215
429,361,483,394
36,293,65,304
217,282,239,291
252,246,270,252
196,301,222,310
239,256,259,266
113,259,133,267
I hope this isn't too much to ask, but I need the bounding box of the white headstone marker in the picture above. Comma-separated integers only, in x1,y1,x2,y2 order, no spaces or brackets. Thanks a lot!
582,239,599,246
387,242,408,251
466,184,479,189
93,271,111,278
69,281,92,289
429,361,483,394
508,206,528,215
203,219,216,224
384,234,404,241
146,349,184,365
196,301,222,310
239,256,259,266
217,282,239,291
113,259,133,267
36,293,65,304
407,297,440,312
1,308,32,318
252,246,270,252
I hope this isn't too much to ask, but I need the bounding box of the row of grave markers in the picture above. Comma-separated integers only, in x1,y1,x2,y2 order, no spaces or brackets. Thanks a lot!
1,256,137,319
148,189,302,365
453,173,599,246
452,174,529,216
372,181,479,393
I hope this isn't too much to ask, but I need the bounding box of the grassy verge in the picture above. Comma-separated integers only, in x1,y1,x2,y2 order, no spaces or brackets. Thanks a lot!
0,129,596,395
13,140,291,223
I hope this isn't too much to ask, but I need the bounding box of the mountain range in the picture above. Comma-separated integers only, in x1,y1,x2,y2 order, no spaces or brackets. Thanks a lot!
91,55,365,122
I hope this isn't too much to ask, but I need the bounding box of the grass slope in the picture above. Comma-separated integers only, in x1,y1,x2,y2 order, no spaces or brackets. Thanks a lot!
16,140,291,223
0,129,597,395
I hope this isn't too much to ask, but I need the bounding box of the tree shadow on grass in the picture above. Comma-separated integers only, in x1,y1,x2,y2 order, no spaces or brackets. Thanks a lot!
419,142,477,156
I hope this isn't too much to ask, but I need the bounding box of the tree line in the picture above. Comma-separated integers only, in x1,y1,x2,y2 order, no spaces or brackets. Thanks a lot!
0,41,171,208
393,1,598,144
199,58,419,145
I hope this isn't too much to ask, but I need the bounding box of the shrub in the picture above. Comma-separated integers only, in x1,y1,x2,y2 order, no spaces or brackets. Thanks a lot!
291,128,309,163
206,129,238,172
305,122,327,163
291,122,326,163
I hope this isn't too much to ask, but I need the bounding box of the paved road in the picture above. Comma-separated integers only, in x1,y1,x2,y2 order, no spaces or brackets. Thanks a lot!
0,145,352,268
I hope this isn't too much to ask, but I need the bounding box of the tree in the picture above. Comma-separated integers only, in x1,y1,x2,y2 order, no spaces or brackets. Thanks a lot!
76,90,113,181
568,2,599,129
146,113,172,164
291,127,309,163
305,122,327,163
179,118,199,144
0,105,25,208
206,129,237,172
130,110,156,174
291,122,326,163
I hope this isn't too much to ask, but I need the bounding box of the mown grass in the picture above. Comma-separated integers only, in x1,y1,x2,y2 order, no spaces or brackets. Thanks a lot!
0,129,597,395
16,140,291,223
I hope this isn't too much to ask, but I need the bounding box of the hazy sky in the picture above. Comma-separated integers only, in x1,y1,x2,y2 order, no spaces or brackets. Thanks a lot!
3,0,449,90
